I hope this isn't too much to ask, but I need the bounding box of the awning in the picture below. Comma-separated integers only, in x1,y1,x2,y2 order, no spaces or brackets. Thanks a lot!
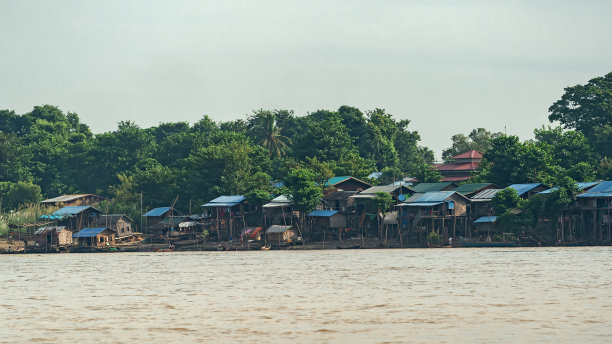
266,225,292,234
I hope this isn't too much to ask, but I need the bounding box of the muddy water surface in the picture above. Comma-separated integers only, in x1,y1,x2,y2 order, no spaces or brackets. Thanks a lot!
1,247,611,343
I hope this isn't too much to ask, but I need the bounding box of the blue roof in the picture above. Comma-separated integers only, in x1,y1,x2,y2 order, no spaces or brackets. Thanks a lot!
409,191,456,203
202,195,245,207
51,206,100,216
324,176,351,186
508,183,544,196
72,227,112,238
403,202,444,207
584,181,612,193
474,216,498,224
308,210,339,217
143,207,172,217
538,182,600,194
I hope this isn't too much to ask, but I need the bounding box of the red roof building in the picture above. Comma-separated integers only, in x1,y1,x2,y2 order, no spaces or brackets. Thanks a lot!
435,150,483,182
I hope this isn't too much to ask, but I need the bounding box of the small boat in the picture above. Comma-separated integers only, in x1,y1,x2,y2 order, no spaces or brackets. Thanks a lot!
261,244,271,251
427,242,452,248
155,245,175,252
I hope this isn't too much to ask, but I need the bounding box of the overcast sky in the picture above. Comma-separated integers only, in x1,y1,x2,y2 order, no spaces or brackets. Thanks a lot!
1,0,610,159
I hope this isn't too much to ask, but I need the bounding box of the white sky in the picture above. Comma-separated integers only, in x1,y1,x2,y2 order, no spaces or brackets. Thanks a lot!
1,0,611,159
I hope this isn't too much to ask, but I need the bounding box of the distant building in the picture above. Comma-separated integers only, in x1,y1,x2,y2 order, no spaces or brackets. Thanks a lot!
72,227,116,247
41,194,105,207
324,176,372,192
435,150,483,182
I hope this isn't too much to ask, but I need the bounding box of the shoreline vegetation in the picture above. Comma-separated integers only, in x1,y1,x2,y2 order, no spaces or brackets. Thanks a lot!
1,72,612,253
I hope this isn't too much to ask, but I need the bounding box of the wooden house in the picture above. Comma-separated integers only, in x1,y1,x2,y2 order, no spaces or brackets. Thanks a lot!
307,210,347,240
324,176,371,193
202,195,248,241
323,190,357,213
572,181,612,244
96,214,141,243
33,226,72,249
265,225,297,246
398,191,470,243
262,195,295,227
45,206,102,232
41,194,105,207
469,188,503,219
472,216,499,238
72,227,116,247
349,185,412,238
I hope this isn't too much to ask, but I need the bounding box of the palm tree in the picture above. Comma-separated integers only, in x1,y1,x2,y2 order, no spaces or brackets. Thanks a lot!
251,110,292,157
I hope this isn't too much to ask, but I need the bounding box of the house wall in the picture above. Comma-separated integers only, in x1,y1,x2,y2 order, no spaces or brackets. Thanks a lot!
329,214,347,228
116,218,132,235
58,230,73,246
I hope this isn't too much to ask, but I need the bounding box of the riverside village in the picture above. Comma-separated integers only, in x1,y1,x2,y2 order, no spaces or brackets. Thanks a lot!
2,150,611,253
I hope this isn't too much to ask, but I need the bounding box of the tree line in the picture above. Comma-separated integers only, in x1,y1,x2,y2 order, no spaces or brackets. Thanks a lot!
0,72,610,228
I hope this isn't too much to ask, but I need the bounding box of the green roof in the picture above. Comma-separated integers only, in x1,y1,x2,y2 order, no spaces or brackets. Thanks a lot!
454,183,494,195
324,176,351,186
411,182,455,193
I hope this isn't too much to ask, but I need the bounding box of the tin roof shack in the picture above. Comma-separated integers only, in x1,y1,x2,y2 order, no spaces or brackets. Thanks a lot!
262,195,296,227
324,176,372,193
265,225,297,246
469,189,503,223
34,226,72,250
574,181,612,244
435,150,483,182
472,216,499,239
72,227,116,247
41,194,106,207
508,183,549,199
202,195,248,242
411,182,458,193
398,191,470,244
45,206,102,232
96,214,133,236
350,185,413,239
142,207,184,240
307,210,347,241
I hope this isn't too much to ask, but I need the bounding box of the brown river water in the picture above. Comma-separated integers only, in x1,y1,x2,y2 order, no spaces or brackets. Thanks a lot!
1,247,611,343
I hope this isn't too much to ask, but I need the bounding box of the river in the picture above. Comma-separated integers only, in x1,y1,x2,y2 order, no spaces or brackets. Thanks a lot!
1,247,611,343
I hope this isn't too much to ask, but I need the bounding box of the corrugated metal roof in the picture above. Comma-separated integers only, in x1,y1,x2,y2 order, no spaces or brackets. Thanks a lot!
72,227,113,238
576,181,612,198
474,216,498,224
143,207,172,217
508,183,544,196
41,194,103,203
453,183,494,195
263,195,292,208
368,172,382,179
539,182,600,194
360,185,409,194
411,191,455,203
471,189,502,200
266,225,293,234
324,176,351,186
411,182,455,193
308,209,339,217
202,195,245,207
51,206,100,216
584,181,612,193
34,226,67,235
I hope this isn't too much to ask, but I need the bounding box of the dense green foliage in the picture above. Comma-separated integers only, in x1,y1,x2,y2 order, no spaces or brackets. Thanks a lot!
0,105,431,213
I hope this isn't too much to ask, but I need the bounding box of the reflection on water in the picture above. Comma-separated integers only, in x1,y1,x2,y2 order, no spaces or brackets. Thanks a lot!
1,248,611,343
